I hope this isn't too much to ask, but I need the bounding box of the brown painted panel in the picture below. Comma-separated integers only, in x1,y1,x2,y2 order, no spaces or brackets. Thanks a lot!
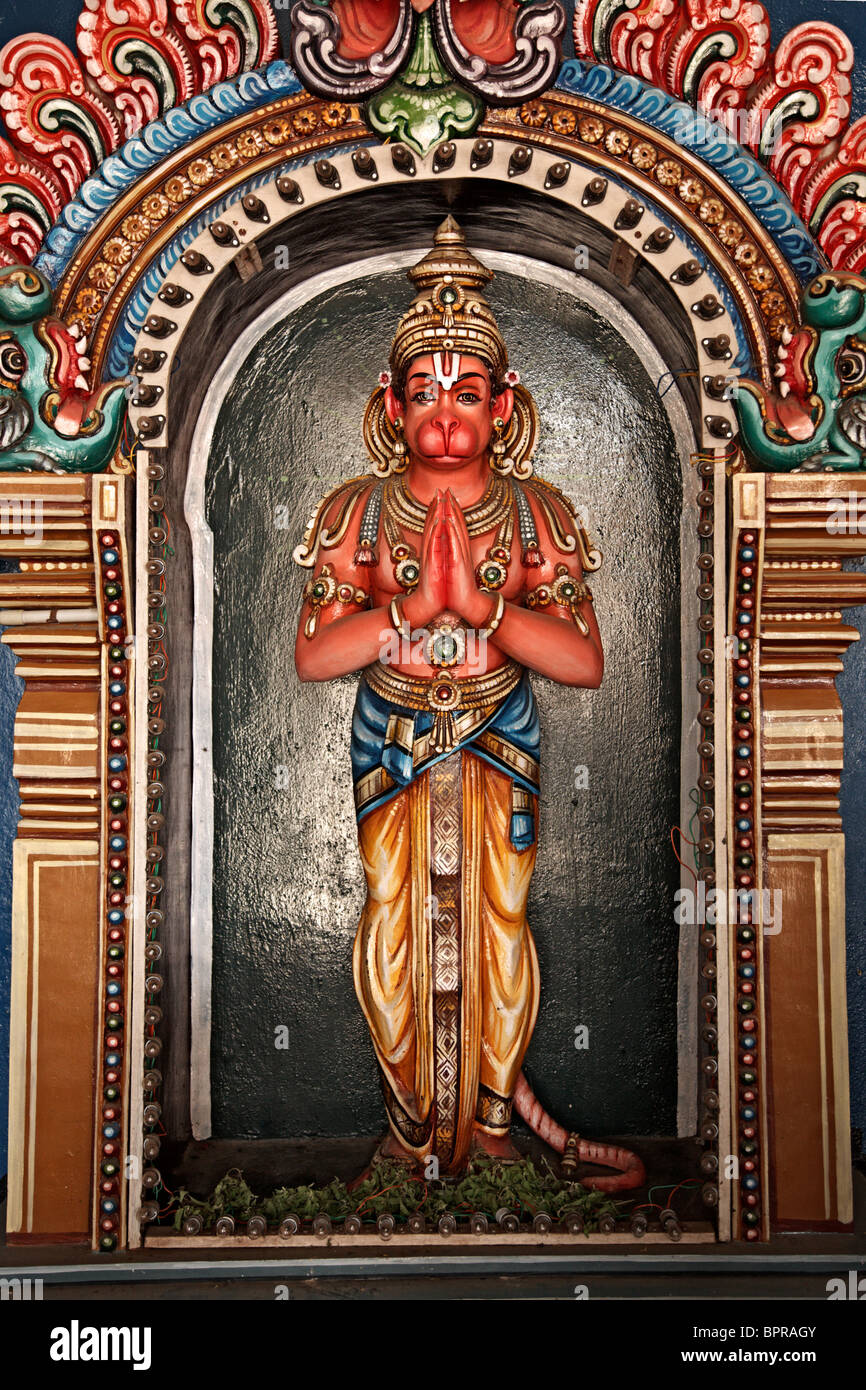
7,841,100,1241
761,687,843,774
764,837,852,1229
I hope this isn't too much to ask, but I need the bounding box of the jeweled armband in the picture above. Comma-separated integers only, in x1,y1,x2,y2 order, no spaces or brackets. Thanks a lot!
526,564,593,636
303,564,368,638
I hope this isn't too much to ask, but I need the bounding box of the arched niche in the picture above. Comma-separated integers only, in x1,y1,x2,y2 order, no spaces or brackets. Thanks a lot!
122,139,750,1242
3,64,856,1252
123,144,737,1152
187,251,696,1145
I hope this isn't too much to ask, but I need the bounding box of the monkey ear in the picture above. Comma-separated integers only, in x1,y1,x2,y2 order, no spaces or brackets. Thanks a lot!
384,385,404,424
492,386,514,425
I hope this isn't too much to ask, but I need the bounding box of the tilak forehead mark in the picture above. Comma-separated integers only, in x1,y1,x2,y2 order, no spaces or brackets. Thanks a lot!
432,350,461,390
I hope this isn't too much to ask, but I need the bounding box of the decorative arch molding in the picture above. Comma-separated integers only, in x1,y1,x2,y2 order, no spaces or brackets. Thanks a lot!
30,66,825,391
125,139,744,453
32,61,306,287
1,2,862,276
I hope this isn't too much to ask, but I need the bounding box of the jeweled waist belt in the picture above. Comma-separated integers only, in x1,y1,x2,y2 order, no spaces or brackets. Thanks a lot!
364,659,522,714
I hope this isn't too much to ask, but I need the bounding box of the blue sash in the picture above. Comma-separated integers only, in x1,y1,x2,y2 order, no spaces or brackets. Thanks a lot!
351,668,540,849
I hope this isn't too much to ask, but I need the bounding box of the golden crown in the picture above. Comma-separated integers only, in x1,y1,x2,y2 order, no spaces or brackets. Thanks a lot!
389,216,509,382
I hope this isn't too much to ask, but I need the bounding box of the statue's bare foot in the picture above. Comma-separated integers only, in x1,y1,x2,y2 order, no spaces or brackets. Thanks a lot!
347,1133,419,1192
470,1127,521,1163
378,1132,420,1166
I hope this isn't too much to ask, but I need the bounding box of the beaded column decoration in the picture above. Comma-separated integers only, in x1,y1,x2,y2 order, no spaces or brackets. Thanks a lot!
728,475,768,1242
92,481,136,1251
693,450,723,1226
136,451,170,1236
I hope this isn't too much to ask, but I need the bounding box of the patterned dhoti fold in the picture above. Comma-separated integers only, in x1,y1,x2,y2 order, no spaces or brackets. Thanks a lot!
351,661,542,1171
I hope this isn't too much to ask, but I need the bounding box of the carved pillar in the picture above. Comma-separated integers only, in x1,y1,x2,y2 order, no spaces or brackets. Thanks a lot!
2,473,135,1247
731,472,861,1236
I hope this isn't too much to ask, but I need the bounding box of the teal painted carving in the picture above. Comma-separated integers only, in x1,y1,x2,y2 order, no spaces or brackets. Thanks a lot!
735,273,866,472
0,265,127,473
367,15,483,156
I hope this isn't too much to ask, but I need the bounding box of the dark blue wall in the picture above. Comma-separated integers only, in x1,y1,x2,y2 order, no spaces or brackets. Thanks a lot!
0,0,864,1173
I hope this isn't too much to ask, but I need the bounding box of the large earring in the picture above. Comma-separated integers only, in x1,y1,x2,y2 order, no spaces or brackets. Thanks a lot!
489,415,510,475
389,415,408,474
363,387,410,477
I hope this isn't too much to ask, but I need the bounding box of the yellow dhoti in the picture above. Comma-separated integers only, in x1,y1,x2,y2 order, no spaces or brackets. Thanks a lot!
353,748,540,1172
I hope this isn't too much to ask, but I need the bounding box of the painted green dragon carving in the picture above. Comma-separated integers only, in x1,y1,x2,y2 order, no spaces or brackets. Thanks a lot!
0,265,128,473
736,272,866,472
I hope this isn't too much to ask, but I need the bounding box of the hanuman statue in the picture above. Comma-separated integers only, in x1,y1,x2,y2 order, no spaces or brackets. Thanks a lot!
294,217,642,1189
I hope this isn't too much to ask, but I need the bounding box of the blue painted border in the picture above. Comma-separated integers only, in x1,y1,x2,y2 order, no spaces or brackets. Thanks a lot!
33,60,303,285
555,61,824,285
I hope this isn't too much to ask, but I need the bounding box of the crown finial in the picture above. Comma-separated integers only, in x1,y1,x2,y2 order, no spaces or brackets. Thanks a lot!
435,214,463,244
390,217,505,378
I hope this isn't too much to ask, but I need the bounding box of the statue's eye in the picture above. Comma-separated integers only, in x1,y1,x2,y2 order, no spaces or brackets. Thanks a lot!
0,343,27,383
837,348,866,387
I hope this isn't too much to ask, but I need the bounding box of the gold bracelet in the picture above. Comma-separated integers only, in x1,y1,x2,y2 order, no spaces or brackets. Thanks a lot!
389,594,411,640
479,591,505,639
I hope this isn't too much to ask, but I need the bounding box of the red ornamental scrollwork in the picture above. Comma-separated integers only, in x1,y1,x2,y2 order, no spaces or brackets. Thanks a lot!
666,0,771,120
291,0,563,107
815,202,866,277
747,23,853,209
585,0,772,118
572,0,607,62
0,134,65,223
0,211,44,268
603,0,682,87
172,0,279,88
801,114,866,274
0,0,279,265
0,34,122,201
77,0,197,136
77,0,279,135
802,116,866,224
0,133,65,269
0,0,864,275
574,1,866,272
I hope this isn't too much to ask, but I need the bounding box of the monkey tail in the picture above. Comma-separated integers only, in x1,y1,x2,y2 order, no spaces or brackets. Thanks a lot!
514,1072,646,1193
